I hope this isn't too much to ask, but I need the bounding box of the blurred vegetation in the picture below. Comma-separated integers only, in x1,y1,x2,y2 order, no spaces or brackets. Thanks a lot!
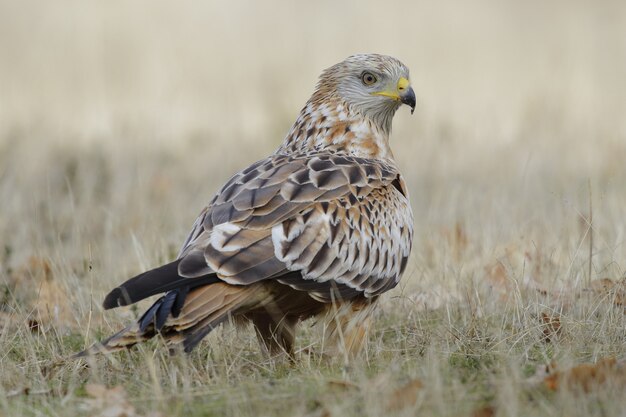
0,0,625,416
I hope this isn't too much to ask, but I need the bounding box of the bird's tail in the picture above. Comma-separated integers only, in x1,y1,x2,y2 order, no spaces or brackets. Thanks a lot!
76,282,270,357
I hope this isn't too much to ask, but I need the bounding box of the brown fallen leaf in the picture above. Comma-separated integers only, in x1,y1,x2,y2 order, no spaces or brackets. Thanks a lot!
471,405,496,417
587,278,626,308
484,261,510,301
8,256,75,330
482,244,555,304
540,312,562,343
441,222,469,261
543,357,626,393
387,378,423,410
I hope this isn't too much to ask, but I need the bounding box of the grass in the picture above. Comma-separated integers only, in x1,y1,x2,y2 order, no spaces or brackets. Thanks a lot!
1,132,625,417
1,1,626,416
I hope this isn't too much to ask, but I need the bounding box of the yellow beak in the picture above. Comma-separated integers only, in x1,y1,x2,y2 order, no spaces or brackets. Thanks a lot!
372,77,416,114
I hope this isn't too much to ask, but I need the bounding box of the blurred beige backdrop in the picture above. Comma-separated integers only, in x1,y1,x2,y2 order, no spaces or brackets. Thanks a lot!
1,0,625,152
1,0,625,296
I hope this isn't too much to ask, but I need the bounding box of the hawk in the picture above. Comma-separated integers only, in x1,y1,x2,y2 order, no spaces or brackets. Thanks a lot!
81,54,416,358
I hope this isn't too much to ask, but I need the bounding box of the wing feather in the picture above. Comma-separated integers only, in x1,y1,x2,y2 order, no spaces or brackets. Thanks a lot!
271,183,413,296
173,153,412,298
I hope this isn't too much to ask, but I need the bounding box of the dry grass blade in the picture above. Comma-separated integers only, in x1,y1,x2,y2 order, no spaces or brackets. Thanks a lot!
587,278,626,309
326,378,359,390
83,384,164,417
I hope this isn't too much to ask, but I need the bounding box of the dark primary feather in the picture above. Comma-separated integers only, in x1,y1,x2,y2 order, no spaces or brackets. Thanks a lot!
102,259,220,309
138,300,162,332
182,315,230,353
136,289,182,332
155,290,177,329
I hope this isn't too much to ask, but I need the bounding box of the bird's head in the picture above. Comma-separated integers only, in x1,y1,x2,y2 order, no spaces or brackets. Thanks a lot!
314,54,416,134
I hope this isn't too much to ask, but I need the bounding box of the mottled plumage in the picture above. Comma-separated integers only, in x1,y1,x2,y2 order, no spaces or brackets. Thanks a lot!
80,54,416,358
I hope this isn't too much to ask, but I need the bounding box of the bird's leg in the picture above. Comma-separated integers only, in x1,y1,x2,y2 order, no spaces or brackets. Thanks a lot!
250,309,297,359
323,298,377,360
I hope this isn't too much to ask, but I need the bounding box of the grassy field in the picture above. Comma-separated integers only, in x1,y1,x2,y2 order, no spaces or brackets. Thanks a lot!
1,1,626,416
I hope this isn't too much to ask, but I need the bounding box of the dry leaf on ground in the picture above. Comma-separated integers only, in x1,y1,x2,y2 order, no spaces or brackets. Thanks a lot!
6,256,75,329
482,244,577,309
470,405,496,417
387,378,423,410
440,222,469,261
483,245,549,302
543,357,626,393
587,278,626,309
540,312,562,343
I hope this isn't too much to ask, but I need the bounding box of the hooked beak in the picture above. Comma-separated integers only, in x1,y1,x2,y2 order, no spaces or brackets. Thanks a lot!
372,77,416,114
398,79,416,114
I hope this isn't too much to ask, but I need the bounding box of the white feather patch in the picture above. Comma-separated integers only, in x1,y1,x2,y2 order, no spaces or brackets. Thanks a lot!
210,222,243,252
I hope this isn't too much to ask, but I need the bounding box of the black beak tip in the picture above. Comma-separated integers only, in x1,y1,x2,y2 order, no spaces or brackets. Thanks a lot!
401,87,416,115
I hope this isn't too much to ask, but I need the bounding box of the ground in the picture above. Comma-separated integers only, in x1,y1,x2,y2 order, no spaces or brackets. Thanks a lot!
1,1,626,416
1,125,625,416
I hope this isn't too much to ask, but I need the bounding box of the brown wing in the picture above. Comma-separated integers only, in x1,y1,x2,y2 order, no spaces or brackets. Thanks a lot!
177,152,412,297
273,183,413,301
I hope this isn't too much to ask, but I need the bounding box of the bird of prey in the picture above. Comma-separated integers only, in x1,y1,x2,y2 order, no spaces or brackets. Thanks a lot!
81,54,415,358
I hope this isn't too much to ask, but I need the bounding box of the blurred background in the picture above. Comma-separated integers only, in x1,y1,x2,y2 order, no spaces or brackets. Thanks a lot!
1,0,626,326
2,0,625,150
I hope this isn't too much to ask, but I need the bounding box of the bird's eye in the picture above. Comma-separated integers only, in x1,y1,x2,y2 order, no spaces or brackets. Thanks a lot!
361,72,377,86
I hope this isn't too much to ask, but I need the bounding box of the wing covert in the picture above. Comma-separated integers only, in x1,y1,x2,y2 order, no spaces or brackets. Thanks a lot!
175,153,411,296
